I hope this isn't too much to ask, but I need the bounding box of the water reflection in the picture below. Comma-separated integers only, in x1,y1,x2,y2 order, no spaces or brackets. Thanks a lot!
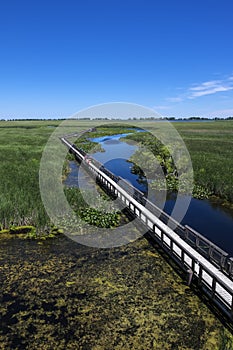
65,133,233,255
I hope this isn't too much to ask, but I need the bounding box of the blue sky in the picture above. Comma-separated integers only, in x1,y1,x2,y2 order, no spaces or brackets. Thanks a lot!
0,0,233,119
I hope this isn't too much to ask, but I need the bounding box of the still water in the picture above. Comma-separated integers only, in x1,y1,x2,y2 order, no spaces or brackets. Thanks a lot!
65,133,233,256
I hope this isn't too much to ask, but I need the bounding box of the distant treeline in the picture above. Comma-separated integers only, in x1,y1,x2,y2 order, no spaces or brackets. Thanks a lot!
1,116,233,121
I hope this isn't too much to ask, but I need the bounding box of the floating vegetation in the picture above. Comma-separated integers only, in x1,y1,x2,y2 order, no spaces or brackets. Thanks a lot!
1,234,233,349
61,187,123,232
192,184,213,199
0,225,63,240
79,207,121,228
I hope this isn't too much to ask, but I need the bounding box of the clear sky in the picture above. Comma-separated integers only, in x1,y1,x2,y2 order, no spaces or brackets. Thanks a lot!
0,0,233,119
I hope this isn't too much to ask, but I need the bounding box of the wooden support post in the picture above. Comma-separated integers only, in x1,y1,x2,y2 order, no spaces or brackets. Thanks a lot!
228,257,233,277
191,258,195,272
231,295,233,317
161,231,164,245
181,250,184,265
184,227,189,239
198,265,203,286
220,253,228,271
170,240,173,252
187,269,193,286
208,246,214,260
211,278,216,299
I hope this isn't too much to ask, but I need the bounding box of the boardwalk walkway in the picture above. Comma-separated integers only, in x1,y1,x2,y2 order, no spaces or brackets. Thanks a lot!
61,136,233,321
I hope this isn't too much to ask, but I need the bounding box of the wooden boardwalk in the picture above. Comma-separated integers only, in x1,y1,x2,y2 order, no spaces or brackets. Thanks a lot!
61,136,233,321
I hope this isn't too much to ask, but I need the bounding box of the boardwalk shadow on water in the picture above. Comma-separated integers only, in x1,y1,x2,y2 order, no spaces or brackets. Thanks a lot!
1,234,233,349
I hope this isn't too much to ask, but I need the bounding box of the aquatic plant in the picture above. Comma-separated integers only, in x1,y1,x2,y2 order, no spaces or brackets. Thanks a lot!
64,187,121,229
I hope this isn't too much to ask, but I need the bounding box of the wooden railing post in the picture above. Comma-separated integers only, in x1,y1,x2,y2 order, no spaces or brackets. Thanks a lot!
208,246,214,260
170,239,173,252
187,269,193,286
198,265,203,286
191,258,195,272
228,258,233,277
181,250,185,265
211,278,217,299
161,231,164,245
231,294,233,317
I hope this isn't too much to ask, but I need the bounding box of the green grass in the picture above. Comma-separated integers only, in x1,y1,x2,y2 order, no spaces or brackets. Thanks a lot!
0,120,91,230
0,119,233,232
0,120,128,231
0,121,54,229
122,120,233,202
174,120,233,202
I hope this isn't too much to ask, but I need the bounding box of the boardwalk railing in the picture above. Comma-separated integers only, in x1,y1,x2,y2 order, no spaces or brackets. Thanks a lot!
61,137,233,320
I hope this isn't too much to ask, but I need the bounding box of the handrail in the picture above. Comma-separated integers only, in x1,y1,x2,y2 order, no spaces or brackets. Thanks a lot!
61,136,233,275
61,136,233,320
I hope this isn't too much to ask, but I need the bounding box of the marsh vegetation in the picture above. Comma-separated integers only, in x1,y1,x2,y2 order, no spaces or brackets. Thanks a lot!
1,120,232,232
1,233,233,349
174,120,233,204
1,120,233,348
122,120,233,202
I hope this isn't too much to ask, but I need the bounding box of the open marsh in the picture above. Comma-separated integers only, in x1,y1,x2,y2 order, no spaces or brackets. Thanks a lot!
1,119,233,348
173,120,233,203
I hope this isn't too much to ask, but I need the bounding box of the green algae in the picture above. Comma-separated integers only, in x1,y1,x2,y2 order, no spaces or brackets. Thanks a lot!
0,226,35,235
0,234,233,349
0,225,63,241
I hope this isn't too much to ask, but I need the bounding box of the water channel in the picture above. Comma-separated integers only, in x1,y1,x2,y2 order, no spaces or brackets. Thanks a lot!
64,133,233,256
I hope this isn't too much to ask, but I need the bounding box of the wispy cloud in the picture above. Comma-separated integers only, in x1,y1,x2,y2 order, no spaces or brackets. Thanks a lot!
189,79,233,98
166,75,233,103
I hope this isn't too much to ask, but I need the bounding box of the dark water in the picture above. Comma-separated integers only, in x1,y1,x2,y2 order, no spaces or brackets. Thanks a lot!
164,194,233,254
65,133,233,256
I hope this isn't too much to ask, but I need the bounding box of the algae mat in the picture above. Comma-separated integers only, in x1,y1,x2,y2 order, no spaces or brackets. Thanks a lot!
0,234,233,349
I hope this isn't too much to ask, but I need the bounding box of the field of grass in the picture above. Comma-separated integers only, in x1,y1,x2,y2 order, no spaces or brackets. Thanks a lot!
123,120,233,203
0,120,91,230
0,119,233,232
174,120,233,203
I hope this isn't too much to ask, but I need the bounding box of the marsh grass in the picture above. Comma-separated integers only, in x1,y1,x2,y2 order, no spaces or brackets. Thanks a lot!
122,120,233,202
0,122,54,229
174,120,233,203
0,120,87,230
0,121,133,231
1,120,233,232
